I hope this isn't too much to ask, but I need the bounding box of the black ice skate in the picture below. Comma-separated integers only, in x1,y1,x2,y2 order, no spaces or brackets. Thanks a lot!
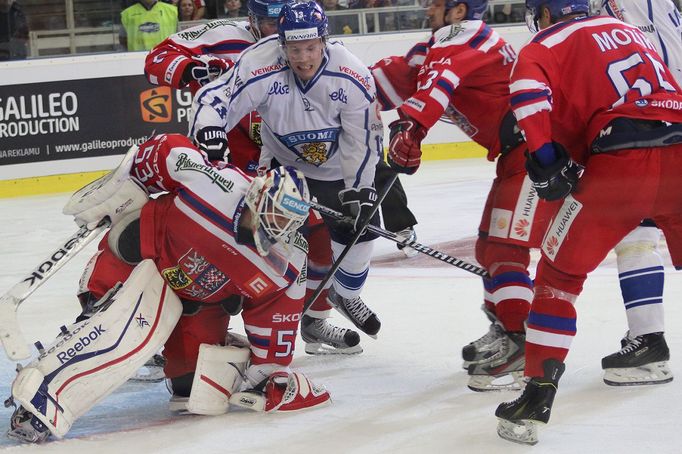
602,332,673,386
495,358,565,446
130,353,167,383
466,331,525,392
326,286,381,337
6,403,50,444
301,315,362,355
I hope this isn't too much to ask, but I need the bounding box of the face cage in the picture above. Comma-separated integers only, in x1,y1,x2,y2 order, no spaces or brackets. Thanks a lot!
249,13,278,40
525,7,540,33
252,190,308,256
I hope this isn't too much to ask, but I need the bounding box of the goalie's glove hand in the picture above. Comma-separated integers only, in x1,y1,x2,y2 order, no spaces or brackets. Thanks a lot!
339,186,377,233
387,113,427,175
194,126,229,163
525,142,584,201
187,56,230,86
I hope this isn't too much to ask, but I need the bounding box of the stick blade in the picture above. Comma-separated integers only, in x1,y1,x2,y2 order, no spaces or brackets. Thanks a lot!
0,294,31,360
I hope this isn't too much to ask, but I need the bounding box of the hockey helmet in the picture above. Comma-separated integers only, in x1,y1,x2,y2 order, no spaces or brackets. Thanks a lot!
525,0,589,31
244,166,310,256
277,1,329,44
247,0,290,40
444,0,489,21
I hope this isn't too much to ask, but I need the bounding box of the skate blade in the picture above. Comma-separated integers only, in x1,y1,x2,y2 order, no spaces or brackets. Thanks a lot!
401,246,418,258
603,361,674,386
128,365,165,383
467,371,524,392
304,342,363,355
496,418,540,445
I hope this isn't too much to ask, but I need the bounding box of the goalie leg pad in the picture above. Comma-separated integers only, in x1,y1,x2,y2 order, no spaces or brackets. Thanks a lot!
184,343,251,415
230,370,331,413
11,259,182,439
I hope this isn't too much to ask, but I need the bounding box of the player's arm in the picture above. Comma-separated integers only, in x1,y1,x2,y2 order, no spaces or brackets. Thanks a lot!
337,78,381,232
510,45,583,201
370,39,429,111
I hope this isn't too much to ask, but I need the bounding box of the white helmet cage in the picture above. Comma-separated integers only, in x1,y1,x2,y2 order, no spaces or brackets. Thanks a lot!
244,166,310,256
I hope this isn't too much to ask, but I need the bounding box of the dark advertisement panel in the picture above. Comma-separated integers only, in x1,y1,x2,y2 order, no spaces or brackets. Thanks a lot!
0,76,192,166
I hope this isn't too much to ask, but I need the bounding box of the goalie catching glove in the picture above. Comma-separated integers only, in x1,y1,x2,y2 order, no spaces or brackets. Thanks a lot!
230,365,331,412
387,112,427,175
525,142,584,201
63,144,148,229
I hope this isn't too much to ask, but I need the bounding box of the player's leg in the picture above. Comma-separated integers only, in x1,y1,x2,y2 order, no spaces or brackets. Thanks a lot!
8,260,183,443
375,160,419,257
496,150,658,444
602,220,671,386
229,291,330,412
302,215,362,354
307,178,381,338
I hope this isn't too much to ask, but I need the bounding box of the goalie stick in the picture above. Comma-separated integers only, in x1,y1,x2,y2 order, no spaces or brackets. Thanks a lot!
308,200,489,278
0,220,110,360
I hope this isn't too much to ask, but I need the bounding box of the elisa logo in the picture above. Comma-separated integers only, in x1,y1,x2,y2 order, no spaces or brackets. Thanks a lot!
140,87,172,123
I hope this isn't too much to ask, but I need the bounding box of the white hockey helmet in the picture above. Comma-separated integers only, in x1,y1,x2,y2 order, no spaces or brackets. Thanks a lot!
244,166,310,256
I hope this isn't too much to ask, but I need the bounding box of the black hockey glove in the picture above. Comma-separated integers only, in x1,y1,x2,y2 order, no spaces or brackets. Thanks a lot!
525,142,584,201
339,186,378,233
195,126,229,162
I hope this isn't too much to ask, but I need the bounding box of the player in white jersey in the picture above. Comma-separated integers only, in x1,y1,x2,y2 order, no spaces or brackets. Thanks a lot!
590,0,681,385
190,1,384,341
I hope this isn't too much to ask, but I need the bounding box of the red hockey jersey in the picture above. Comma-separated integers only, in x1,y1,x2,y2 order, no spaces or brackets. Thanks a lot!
511,15,682,163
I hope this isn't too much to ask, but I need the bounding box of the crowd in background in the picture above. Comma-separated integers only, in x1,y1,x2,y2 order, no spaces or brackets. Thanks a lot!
0,0,527,60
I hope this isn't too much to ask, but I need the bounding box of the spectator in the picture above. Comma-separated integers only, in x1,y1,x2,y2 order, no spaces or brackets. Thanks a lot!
320,0,358,34
220,0,247,17
179,0,195,20
192,0,206,19
0,0,29,61
120,0,178,51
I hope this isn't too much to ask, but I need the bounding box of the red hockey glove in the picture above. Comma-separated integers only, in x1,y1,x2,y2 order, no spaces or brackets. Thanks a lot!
188,56,230,86
387,113,427,175
230,371,331,412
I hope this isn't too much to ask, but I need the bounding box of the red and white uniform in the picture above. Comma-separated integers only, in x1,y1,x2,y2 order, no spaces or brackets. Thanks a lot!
511,16,682,376
145,20,262,174
81,134,307,378
371,22,558,332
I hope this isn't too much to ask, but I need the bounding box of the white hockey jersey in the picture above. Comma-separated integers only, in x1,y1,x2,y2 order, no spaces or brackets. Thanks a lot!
190,35,382,189
598,0,682,85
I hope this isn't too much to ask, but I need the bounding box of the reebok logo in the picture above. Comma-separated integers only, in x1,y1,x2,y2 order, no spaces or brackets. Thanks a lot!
140,87,172,123
56,325,107,364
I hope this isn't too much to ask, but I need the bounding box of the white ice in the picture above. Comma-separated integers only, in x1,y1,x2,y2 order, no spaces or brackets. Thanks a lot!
0,158,681,453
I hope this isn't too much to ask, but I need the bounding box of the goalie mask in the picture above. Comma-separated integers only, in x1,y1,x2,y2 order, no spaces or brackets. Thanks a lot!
244,166,310,256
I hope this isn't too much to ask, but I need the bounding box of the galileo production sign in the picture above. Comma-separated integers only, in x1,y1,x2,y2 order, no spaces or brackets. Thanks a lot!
0,76,194,166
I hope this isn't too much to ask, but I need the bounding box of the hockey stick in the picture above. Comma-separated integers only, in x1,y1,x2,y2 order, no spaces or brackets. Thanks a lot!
0,220,110,360
303,174,399,314
308,200,489,278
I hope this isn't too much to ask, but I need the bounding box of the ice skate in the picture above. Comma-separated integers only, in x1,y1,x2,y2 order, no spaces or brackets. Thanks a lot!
395,227,418,257
327,286,381,337
495,359,565,446
461,305,501,368
6,404,50,444
301,315,363,355
130,353,167,383
467,331,525,391
602,332,673,386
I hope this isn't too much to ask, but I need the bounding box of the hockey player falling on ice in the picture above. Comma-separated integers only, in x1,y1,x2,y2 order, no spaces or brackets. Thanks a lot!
372,0,561,391
7,133,330,444
191,2,384,351
590,0,682,386
495,0,682,445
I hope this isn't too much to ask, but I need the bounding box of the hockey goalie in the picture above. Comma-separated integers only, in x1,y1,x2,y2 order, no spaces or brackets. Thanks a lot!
7,133,330,443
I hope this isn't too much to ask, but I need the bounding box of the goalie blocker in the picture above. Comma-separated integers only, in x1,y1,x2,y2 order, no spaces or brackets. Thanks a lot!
10,260,182,439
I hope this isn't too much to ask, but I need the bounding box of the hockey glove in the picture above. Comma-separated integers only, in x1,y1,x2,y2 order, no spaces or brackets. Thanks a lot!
187,55,230,86
339,186,378,233
387,113,427,175
525,142,584,201
195,126,229,162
